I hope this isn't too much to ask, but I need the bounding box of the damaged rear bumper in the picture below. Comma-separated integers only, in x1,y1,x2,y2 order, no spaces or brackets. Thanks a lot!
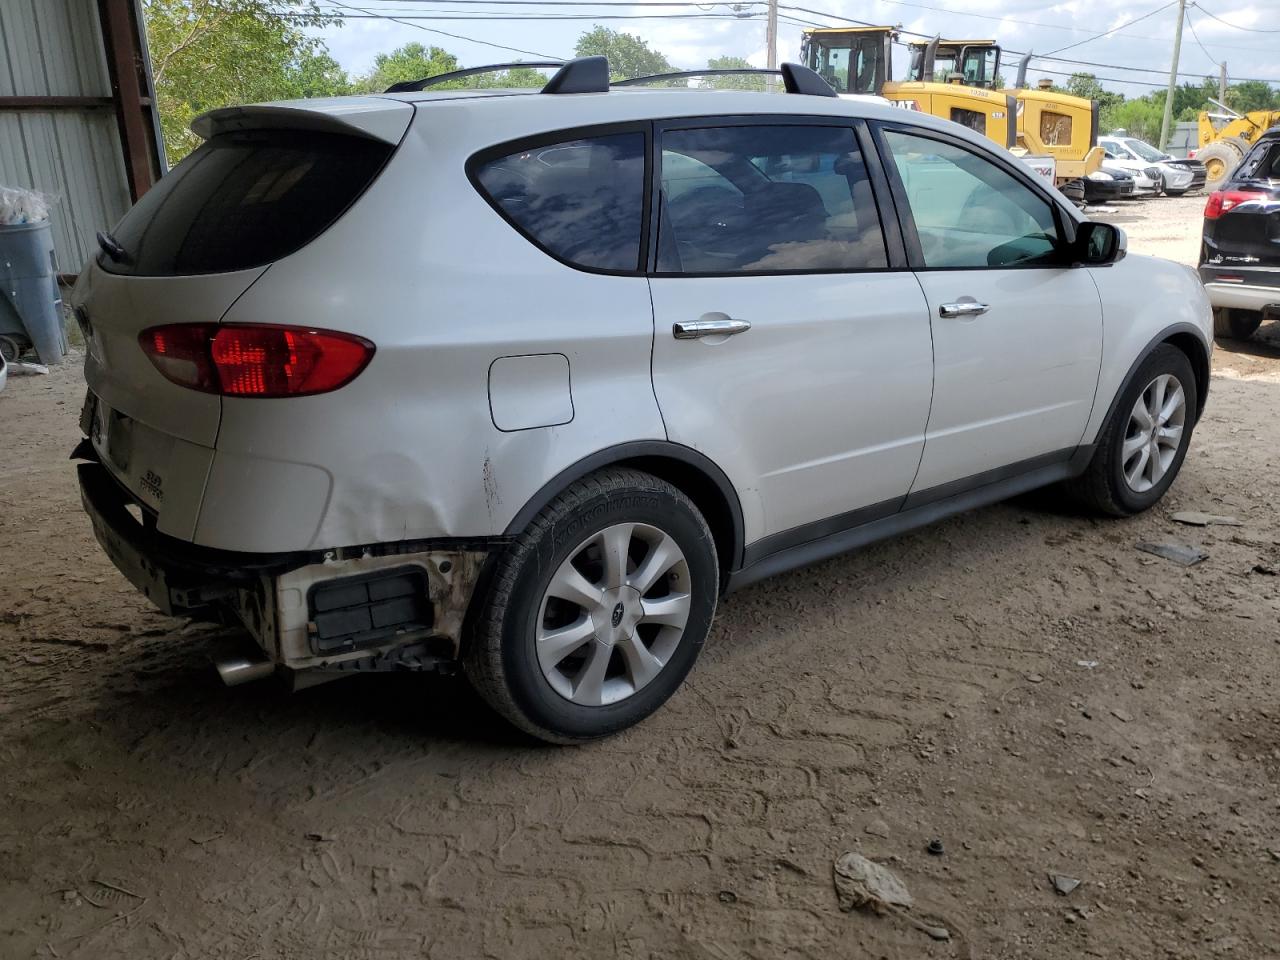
77,460,495,676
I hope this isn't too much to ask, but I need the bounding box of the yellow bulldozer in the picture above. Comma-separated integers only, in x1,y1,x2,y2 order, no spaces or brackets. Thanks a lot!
799,29,1103,187
1196,100,1280,190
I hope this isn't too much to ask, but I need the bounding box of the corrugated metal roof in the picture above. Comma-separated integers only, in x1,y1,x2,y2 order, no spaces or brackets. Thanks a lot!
0,0,131,272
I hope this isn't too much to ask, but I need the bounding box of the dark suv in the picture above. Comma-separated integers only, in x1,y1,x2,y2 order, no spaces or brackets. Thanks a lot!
1200,126,1280,339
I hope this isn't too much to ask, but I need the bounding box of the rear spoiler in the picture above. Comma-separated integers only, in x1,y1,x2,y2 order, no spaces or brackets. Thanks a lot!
191,97,414,145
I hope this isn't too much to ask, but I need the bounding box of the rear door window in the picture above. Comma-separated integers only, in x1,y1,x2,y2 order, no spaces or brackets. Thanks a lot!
473,132,646,272
656,124,888,274
103,130,393,277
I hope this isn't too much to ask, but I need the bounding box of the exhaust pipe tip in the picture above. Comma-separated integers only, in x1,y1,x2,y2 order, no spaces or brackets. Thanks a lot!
215,655,276,687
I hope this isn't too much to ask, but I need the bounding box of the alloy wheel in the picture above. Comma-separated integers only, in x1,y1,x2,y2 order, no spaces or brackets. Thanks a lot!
1122,373,1186,493
535,522,692,706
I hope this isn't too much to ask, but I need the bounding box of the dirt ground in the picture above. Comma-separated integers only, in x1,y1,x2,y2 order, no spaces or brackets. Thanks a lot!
2,194,1279,960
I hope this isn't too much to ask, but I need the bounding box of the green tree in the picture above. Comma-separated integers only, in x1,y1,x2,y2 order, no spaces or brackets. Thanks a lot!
490,66,555,88
355,42,459,93
1100,97,1164,142
143,0,344,162
574,27,672,80
1170,80,1213,122
1064,72,1123,110
1226,79,1279,114
354,45,553,92
702,55,765,91
283,51,352,100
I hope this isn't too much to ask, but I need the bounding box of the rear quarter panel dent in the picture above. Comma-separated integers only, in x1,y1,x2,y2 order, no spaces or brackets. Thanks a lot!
209,111,665,550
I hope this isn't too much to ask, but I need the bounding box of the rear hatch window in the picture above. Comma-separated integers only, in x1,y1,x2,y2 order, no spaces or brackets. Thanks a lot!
101,130,393,276
1236,140,1280,184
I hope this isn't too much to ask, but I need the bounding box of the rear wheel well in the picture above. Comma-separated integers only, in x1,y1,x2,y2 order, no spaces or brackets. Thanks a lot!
614,455,739,587
1163,331,1210,419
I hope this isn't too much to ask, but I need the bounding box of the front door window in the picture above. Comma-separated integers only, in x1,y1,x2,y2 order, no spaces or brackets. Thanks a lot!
882,129,1062,268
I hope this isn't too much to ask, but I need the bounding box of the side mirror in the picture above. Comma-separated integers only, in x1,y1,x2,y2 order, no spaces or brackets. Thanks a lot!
1073,221,1126,266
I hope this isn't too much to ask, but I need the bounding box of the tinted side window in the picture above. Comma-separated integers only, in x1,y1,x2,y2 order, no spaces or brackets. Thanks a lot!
657,125,888,274
103,130,393,277
883,129,1061,269
474,132,645,272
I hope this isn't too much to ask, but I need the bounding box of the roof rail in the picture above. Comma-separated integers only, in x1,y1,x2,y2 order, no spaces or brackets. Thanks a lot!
613,63,837,98
381,57,836,98
541,56,610,94
383,61,564,93
613,68,766,86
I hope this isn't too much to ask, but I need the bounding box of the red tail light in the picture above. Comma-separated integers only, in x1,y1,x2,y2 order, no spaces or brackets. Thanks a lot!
139,324,374,397
1204,190,1267,220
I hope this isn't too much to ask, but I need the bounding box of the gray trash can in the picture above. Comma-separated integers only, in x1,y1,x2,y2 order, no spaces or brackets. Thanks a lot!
0,219,66,365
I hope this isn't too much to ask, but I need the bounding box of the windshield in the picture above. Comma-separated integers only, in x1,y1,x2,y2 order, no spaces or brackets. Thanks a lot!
931,52,959,79
809,36,885,95
1124,139,1168,162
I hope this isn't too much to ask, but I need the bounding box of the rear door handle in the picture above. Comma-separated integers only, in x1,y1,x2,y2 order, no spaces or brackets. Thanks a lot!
938,300,990,319
673,318,752,339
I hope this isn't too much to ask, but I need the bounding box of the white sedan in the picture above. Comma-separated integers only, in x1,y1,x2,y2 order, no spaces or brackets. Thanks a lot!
1100,136,1196,195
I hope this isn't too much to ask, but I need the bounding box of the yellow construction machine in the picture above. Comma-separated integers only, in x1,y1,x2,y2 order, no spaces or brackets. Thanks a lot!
910,40,1103,182
800,28,1017,148
1196,100,1280,190
1006,51,1105,182
800,28,1103,187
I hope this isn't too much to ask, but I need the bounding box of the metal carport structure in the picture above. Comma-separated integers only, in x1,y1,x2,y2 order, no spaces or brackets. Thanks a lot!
0,0,164,278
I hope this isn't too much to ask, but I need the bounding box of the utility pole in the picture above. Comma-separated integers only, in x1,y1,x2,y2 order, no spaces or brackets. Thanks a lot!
1219,61,1228,103
1158,0,1187,151
765,0,778,70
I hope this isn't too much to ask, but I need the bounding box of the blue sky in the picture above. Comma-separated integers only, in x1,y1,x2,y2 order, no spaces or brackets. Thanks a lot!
306,0,1278,99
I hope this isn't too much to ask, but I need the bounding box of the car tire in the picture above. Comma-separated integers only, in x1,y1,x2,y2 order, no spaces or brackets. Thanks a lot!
466,467,719,744
1213,307,1262,340
1067,344,1197,517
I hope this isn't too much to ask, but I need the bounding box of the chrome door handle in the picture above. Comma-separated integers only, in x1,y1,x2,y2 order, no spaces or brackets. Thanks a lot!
672,318,752,339
938,300,990,319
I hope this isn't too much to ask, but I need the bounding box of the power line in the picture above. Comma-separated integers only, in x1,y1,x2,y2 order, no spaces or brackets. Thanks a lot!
324,0,1172,36
1183,8,1221,67
1193,2,1280,33
782,4,1278,85
330,0,1280,52
313,0,761,5
321,0,566,58
293,10,766,18
1043,0,1177,56
305,0,1280,53
286,0,1280,87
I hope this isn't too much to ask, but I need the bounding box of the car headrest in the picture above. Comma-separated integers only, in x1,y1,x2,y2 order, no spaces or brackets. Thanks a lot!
746,181,827,222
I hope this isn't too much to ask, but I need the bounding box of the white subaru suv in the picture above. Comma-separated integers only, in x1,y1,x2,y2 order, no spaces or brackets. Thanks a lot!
72,58,1212,742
